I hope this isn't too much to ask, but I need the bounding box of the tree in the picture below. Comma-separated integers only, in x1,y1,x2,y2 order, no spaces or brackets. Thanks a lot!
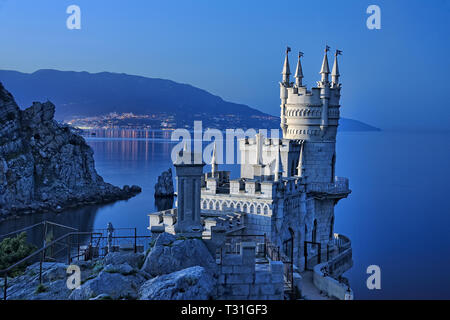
0,232,37,277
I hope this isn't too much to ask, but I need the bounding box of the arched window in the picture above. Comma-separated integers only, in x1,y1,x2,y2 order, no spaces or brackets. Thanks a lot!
283,228,295,257
331,153,336,183
312,219,318,243
329,216,334,240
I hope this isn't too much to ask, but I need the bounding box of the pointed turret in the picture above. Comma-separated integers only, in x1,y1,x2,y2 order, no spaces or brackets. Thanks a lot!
320,45,330,84
274,145,283,182
297,142,304,177
255,132,263,165
332,49,342,88
211,142,218,176
295,51,304,87
282,46,291,86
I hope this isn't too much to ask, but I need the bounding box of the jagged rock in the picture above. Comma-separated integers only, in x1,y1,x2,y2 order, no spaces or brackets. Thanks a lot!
138,266,216,300
2,254,149,300
141,233,217,277
154,232,176,246
103,263,135,275
69,270,146,300
0,82,141,217
154,168,174,197
5,263,72,300
103,252,144,269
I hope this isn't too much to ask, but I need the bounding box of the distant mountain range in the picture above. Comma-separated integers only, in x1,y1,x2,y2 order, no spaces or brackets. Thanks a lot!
0,69,380,131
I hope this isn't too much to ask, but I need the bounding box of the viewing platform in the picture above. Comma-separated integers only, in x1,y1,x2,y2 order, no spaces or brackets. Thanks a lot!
306,177,350,197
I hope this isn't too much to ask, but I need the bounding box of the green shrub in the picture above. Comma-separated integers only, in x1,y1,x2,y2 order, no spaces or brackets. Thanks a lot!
0,232,37,277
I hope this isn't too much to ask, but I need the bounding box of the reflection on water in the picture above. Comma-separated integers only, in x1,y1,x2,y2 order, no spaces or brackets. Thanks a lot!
0,204,107,255
81,128,175,140
1,129,449,299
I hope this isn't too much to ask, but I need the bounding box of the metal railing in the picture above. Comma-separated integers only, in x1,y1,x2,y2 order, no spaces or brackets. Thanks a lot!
306,177,350,194
0,223,153,300
265,236,294,296
0,230,102,300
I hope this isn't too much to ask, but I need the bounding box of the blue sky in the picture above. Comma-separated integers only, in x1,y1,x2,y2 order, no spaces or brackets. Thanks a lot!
0,0,449,130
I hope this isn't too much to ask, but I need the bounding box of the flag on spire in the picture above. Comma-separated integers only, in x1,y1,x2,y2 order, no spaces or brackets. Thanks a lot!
320,45,330,75
332,49,342,87
282,46,291,85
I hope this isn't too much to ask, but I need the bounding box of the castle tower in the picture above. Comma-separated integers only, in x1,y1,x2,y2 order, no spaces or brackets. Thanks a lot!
174,149,205,236
280,45,343,183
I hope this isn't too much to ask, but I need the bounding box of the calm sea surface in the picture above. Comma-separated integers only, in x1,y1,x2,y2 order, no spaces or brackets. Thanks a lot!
1,130,449,299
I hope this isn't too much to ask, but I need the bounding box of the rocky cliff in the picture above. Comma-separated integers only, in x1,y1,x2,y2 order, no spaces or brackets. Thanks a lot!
0,82,140,218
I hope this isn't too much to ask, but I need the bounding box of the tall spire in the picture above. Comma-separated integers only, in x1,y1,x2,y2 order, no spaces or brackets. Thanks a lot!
274,145,283,182
211,142,218,176
255,132,263,165
282,46,291,86
297,141,304,177
320,45,330,83
332,49,342,88
295,51,304,87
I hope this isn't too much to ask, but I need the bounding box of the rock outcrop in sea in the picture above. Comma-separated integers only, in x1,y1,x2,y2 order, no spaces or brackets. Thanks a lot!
154,168,174,197
0,82,141,218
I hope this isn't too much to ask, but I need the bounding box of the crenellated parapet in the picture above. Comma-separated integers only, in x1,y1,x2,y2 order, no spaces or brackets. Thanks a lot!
280,46,343,142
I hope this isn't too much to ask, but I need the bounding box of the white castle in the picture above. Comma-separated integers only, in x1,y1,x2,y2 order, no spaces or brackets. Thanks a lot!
149,46,353,300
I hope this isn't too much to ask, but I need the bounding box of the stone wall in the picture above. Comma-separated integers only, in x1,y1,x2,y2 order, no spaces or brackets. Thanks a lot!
313,261,353,300
245,213,271,235
217,242,284,300
302,141,335,183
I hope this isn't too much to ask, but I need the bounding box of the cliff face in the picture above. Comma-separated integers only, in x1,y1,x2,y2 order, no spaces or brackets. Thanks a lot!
0,82,140,218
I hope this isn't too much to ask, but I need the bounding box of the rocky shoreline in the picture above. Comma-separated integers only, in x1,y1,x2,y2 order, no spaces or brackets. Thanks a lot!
0,184,141,222
0,82,141,220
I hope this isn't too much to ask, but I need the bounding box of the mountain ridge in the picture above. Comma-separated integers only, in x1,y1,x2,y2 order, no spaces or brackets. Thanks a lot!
0,69,380,131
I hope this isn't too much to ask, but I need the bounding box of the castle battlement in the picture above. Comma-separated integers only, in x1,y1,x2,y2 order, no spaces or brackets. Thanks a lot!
280,46,343,141
148,45,353,298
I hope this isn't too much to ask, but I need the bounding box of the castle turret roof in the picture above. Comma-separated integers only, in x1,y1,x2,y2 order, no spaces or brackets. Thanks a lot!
320,45,330,75
275,144,283,181
332,50,341,77
295,52,304,86
282,47,291,76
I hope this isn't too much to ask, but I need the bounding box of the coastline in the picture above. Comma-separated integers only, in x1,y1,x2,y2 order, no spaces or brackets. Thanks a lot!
0,184,141,223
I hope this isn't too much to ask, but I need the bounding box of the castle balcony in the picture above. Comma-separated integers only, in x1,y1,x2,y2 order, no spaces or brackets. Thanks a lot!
306,176,350,198
147,208,177,234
